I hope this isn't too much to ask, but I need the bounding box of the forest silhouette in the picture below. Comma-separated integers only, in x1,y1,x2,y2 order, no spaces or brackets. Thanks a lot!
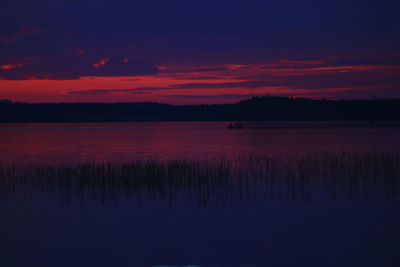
1,96,399,122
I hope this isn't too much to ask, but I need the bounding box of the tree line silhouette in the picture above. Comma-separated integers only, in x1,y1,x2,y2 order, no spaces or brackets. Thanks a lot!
1,96,399,122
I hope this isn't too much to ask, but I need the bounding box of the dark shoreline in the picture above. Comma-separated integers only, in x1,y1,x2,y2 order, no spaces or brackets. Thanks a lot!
1,121,400,130
1,96,400,122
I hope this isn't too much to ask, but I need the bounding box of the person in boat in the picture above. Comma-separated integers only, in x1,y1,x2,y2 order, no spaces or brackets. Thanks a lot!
228,123,244,129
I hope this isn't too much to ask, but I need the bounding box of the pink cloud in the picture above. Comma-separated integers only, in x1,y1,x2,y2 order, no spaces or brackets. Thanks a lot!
0,63,26,70
0,59,32,70
93,57,110,68
277,59,326,66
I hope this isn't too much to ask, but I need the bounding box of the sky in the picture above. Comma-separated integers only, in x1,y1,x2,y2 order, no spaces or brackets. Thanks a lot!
0,0,399,104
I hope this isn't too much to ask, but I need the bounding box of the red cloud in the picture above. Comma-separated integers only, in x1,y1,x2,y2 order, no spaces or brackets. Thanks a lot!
0,63,26,70
93,57,110,68
74,45,86,55
278,59,326,66
0,59,32,70
2,26,42,45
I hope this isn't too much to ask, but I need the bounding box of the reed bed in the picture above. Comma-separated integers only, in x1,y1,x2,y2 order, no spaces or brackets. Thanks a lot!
0,152,399,205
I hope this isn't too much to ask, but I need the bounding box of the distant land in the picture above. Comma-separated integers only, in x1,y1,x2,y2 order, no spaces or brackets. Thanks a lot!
1,96,400,122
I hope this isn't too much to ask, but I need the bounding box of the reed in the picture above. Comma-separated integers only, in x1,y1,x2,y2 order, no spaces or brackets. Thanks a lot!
0,152,399,205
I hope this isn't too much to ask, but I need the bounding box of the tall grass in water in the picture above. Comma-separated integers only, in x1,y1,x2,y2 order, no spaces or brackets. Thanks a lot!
0,152,399,205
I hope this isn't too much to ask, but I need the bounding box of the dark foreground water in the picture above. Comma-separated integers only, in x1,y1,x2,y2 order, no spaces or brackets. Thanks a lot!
1,122,400,267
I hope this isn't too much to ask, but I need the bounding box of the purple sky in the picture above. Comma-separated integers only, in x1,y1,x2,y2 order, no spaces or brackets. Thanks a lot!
1,0,399,103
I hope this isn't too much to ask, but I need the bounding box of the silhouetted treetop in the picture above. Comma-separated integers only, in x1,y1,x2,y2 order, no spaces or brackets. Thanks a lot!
1,96,399,122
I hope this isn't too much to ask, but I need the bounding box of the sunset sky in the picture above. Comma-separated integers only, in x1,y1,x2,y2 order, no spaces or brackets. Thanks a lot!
1,0,399,104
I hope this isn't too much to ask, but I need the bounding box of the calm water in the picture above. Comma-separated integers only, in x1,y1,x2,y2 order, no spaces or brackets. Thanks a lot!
1,122,400,267
0,122,399,164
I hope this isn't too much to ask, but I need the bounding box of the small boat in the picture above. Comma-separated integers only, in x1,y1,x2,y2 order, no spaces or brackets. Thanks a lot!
228,122,244,129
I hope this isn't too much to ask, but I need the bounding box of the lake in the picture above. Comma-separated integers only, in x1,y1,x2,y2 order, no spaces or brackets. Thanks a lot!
1,122,399,267
0,121,399,164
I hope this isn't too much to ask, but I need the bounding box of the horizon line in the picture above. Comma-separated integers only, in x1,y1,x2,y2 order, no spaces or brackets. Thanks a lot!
2,95,400,105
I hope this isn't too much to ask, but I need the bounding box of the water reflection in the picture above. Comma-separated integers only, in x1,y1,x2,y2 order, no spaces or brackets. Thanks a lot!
0,122,400,164
2,123,400,267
